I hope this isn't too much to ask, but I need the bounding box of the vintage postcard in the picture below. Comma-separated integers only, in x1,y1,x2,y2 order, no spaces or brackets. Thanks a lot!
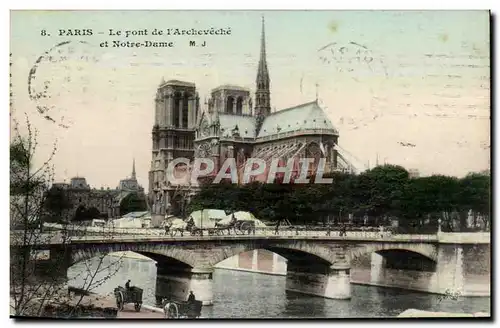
9,10,491,319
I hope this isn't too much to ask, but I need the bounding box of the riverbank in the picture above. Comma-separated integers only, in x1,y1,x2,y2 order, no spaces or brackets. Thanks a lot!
65,290,165,318
82,294,165,319
398,309,490,318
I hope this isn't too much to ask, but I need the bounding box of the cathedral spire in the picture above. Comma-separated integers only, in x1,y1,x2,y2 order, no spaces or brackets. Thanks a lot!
259,15,267,73
132,158,136,180
255,15,271,121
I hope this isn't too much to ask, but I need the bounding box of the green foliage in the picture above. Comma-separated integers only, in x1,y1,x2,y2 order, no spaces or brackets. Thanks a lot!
119,193,147,216
10,138,45,196
460,173,490,214
43,187,73,223
74,205,101,221
187,165,490,230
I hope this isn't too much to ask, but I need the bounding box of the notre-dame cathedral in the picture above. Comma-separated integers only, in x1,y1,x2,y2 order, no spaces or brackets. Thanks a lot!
148,17,355,223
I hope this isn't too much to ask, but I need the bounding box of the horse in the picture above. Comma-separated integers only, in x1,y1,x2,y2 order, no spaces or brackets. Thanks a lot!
215,214,237,235
166,218,194,237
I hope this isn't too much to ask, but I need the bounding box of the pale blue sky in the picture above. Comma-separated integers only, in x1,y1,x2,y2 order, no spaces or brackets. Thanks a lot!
10,10,490,188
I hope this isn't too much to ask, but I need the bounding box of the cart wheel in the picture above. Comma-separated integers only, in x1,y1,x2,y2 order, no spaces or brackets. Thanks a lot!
240,222,250,234
135,302,142,312
164,303,179,319
116,291,124,311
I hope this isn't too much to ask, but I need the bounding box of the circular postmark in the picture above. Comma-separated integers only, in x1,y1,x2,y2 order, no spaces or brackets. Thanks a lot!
317,41,388,80
28,40,100,129
317,41,389,130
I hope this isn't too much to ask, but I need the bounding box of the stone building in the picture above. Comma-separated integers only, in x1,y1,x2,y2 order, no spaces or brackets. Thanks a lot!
149,17,357,223
50,160,146,220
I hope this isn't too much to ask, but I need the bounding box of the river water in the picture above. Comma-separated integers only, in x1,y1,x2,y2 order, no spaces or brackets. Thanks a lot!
67,255,490,318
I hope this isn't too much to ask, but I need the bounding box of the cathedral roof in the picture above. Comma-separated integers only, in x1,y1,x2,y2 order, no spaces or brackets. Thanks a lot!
219,114,257,138
257,100,339,138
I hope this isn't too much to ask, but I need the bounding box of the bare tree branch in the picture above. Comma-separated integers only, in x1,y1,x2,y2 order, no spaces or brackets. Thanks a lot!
10,117,124,318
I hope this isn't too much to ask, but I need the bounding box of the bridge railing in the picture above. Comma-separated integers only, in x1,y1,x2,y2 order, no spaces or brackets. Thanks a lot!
437,232,490,244
11,231,490,246
13,226,489,245
253,227,438,241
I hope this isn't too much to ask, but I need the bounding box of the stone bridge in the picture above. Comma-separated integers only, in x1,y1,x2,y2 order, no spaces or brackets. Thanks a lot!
15,232,490,305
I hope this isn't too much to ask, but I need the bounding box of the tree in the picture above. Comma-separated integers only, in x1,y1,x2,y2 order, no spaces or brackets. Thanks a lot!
10,117,123,317
459,172,490,230
43,187,73,223
185,163,490,233
167,183,195,218
119,192,147,216
360,165,409,219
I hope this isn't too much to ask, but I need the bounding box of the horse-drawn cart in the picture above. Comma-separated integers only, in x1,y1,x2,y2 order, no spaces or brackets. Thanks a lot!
164,213,258,237
189,218,256,236
114,286,143,312
190,226,226,236
234,220,256,235
164,300,203,319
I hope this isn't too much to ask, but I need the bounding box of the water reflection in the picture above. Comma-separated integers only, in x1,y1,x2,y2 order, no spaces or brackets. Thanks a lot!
67,255,491,318
283,291,328,318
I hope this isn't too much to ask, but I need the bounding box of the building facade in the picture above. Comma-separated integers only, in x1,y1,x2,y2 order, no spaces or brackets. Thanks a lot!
50,160,146,220
149,18,356,222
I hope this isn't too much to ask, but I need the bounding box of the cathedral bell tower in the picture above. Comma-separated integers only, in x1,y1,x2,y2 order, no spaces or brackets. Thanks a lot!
149,80,199,224
254,16,271,132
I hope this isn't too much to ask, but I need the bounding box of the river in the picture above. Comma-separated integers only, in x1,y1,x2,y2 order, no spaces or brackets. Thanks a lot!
67,255,490,318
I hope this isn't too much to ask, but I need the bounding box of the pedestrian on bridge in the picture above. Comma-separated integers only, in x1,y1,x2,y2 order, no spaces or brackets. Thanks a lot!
274,220,281,235
340,224,347,237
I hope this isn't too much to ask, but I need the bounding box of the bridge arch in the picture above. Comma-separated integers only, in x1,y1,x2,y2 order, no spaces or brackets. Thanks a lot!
348,243,438,262
70,244,198,268
205,240,342,267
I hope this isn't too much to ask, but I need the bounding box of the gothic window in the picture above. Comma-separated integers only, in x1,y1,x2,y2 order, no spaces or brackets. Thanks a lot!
173,97,180,128
236,97,243,115
227,96,235,114
182,94,189,128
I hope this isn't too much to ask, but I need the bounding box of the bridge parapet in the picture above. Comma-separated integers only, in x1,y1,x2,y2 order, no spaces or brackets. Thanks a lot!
11,230,490,246
437,232,490,244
